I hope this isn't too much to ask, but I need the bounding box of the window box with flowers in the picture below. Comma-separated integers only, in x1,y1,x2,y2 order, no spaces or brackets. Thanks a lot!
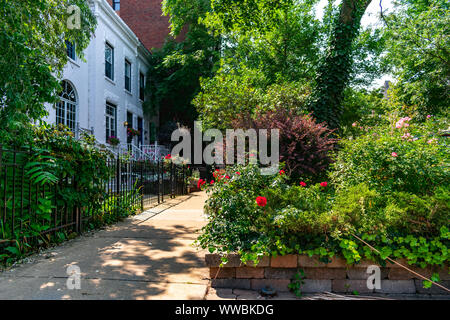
107,136,120,146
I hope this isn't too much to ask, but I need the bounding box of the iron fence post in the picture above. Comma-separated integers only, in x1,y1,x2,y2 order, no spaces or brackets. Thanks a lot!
140,160,144,212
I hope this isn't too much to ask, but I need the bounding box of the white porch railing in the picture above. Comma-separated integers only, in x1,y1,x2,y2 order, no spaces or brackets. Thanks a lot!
106,142,170,162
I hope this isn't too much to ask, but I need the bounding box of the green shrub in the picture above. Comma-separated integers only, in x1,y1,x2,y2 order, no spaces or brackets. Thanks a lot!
198,164,449,268
330,116,449,195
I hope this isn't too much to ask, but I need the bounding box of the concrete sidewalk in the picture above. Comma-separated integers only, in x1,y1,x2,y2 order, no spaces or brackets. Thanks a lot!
0,192,209,300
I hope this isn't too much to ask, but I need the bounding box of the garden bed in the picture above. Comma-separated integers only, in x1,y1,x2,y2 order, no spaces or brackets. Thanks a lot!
206,254,450,295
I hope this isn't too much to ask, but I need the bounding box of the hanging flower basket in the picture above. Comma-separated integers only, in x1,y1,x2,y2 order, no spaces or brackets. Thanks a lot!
127,128,140,137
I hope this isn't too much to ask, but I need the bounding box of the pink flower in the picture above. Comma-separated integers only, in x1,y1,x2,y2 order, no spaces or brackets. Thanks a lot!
300,181,307,187
320,182,328,187
352,122,357,127
391,152,398,157
427,115,432,119
395,117,412,129
401,133,411,140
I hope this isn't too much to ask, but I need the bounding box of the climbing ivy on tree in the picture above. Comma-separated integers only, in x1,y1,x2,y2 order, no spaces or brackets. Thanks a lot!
308,0,373,129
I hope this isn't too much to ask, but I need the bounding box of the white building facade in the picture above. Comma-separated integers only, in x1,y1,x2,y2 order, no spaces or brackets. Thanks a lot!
45,0,158,152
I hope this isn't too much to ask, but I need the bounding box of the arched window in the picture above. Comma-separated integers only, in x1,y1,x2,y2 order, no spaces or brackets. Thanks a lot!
56,80,77,131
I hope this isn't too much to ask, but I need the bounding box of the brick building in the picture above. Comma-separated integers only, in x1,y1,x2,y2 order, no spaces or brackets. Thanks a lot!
106,0,178,51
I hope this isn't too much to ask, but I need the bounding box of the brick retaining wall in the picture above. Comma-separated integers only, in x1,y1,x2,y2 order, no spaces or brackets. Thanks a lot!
205,254,450,295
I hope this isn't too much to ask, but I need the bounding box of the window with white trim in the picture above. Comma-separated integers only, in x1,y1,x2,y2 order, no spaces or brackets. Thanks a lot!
106,102,117,142
125,59,131,92
56,80,77,131
105,43,114,80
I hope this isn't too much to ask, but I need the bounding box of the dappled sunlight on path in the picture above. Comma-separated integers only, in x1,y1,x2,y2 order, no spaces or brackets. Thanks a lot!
0,192,209,300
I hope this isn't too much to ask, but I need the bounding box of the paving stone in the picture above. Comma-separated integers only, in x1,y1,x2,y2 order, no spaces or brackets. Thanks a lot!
301,280,332,293
205,288,236,300
385,258,409,268
210,267,236,279
264,268,297,279
250,279,291,292
414,280,450,295
211,279,251,290
271,255,297,268
304,268,347,280
388,267,432,280
348,267,389,280
205,254,242,268
236,267,264,279
375,280,416,294
438,267,450,281
243,256,270,267
326,257,347,268
233,289,263,300
332,280,374,294
298,255,326,268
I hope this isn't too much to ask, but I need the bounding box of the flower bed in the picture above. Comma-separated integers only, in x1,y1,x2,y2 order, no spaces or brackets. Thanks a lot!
196,117,449,294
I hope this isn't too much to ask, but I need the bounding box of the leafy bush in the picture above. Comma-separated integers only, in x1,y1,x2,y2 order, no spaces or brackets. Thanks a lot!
197,164,449,268
0,125,142,265
330,116,449,195
232,109,336,181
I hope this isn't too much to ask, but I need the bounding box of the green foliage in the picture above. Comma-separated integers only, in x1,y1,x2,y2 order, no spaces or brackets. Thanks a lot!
0,0,96,143
383,0,450,118
146,0,220,127
288,270,305,297
195,75,310,130
330,115,449,195
197,163,449,268
308,0,372,128
0,125,142,266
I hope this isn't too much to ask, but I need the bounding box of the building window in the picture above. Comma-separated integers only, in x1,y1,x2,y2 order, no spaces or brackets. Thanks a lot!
56,80,77,132
125,59,131,92
127,111,133,144
139,72,145,101
105,43,114,80
106,102,117,142
112,0,120,11
66,41,75,60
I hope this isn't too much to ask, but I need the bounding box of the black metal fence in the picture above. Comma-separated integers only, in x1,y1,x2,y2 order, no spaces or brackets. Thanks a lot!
0,146,187,255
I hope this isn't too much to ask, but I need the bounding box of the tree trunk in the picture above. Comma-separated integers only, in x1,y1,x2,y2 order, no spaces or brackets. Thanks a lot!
309,0,372,128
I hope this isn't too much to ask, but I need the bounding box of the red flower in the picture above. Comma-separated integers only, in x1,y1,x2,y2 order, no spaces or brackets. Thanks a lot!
236,172,241,175
225,175,230,179
210,180,214,185
197,179,206,189
300,181,307,187
279,170,285,175
256,196,267,207
320,182,328,187
165,154,172,160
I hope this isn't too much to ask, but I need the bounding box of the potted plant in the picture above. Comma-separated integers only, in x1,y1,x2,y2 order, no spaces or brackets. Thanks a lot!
107,136,120,146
